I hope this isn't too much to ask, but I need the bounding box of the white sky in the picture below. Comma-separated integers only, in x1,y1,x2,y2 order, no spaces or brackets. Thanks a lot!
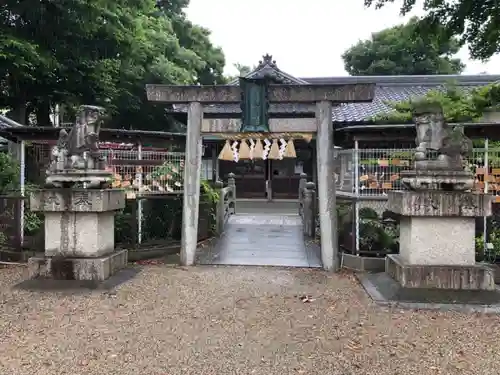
186,0,500,77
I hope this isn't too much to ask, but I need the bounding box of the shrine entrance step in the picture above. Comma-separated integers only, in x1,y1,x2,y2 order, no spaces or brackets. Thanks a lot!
197,200,321,268
236,199,298,215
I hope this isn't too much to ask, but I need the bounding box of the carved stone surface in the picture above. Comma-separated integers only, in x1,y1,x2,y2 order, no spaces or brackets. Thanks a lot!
30,189,125,213
386,254,495,291
403,103,475,191
413,104,472,170
388,191,492,217
400,169,474,191
29,104,127,282
146,83,375,104
47,105,111,188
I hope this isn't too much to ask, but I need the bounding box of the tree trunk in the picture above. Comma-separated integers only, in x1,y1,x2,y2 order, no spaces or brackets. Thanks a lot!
36,99,52,126
10,101,28,124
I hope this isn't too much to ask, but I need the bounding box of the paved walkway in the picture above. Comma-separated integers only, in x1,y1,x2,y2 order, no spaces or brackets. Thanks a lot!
197,200,321,267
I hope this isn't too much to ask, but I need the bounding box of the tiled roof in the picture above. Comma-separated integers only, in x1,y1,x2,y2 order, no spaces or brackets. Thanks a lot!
170,75,500,123
0,115,22,143
165,54,500,124
303,75,500,123
0,115,22,128
329,84,480,123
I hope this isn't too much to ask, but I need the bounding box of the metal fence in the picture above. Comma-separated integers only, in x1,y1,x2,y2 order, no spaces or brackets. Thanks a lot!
100,149,185,198
334,147,500,200
334,147,500,259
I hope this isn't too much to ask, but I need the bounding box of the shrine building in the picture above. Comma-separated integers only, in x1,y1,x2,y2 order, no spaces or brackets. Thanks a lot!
168,54,500,200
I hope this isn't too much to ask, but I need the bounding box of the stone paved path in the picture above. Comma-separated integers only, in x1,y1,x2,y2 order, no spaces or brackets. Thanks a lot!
197,200,321,267
198,214,321,267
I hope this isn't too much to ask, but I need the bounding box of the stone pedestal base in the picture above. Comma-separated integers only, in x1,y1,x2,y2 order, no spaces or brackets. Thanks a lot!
44,211,115,257
386,190,495,291
386,254,495,291
388,190,492,218
31,189,125,258
28,188,127,282
399,216,475,265
388,190,492,266
28,250,128,281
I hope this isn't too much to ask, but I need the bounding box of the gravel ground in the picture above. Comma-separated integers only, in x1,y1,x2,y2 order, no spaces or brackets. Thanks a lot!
1,265,500,375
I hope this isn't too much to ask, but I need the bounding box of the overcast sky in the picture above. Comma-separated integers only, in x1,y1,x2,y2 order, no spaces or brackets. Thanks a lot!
186,0,500,77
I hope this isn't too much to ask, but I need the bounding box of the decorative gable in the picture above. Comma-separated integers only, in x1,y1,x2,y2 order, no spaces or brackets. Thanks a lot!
230,54,308,85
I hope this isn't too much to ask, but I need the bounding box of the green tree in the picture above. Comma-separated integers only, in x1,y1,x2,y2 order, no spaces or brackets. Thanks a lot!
234,63,254,76
1,0,143,124
0,0,226,131
342,17,464,76
364,0,500,60
225,63,256,82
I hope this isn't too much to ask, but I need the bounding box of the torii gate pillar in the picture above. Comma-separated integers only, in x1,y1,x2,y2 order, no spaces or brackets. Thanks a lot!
146,83,375,270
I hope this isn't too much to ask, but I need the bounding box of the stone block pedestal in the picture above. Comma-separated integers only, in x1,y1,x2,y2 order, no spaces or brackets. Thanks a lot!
399,216,475,265
28,249,128,281
28,189,127,281
386,254,495,291
387,190,494,291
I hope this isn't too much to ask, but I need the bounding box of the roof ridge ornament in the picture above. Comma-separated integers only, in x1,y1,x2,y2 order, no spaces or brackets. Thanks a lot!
258,54,277,69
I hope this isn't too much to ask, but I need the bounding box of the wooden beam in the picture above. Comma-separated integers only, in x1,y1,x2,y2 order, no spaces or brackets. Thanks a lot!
146,84,375,104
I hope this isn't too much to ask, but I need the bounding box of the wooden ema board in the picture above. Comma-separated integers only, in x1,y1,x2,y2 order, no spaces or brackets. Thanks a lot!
358,159,410,191
475,167,500,202
108,158,184,199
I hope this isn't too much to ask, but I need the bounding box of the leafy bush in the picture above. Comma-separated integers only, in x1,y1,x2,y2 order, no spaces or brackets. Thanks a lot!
0,152,20,194
0,152,43,243
351,208,399,254
114,179,220,246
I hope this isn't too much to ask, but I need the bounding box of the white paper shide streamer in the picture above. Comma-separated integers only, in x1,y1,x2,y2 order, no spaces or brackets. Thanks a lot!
262,139,271,160
278,139,287,160
248,139,255,160
231,140,239,162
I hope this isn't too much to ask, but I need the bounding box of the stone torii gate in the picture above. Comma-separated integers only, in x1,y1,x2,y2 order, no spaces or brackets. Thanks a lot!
146,81,374,270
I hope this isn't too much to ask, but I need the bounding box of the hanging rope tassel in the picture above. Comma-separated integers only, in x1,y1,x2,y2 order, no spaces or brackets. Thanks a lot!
268,139,280,160
239,139,251,160
218,140,234,161
284,138,297,158
248,139,256,160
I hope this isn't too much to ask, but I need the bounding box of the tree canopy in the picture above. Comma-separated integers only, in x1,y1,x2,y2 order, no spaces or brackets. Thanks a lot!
224,63,256,82
342,17,464,76
364,0,500,61
0,0,225,131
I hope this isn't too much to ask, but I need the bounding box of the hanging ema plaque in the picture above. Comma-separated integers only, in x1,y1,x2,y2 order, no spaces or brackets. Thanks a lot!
239,77,270,133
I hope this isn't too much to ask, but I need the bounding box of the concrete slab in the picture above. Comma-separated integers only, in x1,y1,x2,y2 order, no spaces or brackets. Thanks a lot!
14,266,141,293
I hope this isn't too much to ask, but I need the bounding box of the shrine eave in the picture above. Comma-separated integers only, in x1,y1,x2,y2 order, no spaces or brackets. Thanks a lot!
0,126,186,143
